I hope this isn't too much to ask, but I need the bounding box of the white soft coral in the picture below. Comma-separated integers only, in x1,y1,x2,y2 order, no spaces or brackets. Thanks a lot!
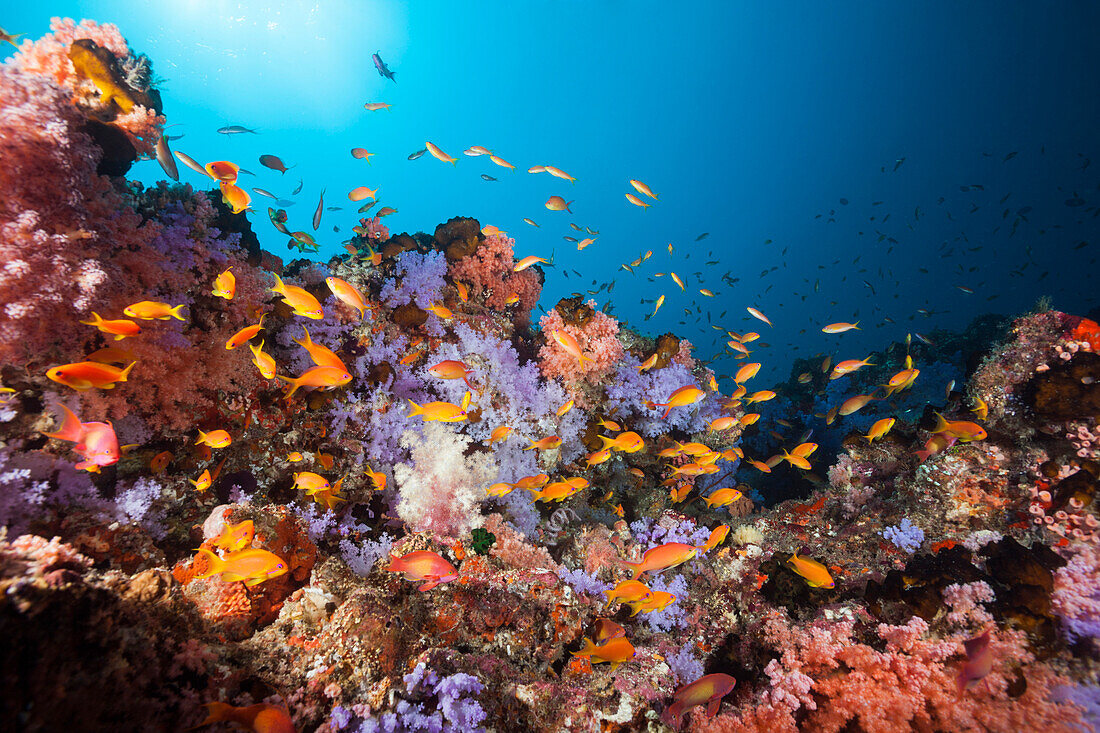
394,422,498,539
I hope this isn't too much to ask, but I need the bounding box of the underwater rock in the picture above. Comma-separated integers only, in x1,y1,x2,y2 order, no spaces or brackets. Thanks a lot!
433,216,483,261
81,118,136,176
1025,351,1100,419
654,333,682,370
555,294,595,328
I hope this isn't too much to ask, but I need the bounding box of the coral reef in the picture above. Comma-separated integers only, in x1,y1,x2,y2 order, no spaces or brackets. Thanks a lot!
0,19,1097,733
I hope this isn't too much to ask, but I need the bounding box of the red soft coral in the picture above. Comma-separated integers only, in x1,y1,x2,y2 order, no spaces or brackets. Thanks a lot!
449,233,542,312
537,301,625,393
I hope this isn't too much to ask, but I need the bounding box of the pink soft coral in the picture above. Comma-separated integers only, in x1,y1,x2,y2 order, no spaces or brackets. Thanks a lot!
694,611,1084,733
449,233,542,312
9,17,130,85
537,301,625,392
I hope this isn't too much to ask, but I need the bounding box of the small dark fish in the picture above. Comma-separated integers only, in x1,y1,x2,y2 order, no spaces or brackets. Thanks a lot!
251,187,278,199
1066,196,1085,207
696,232,709,241
359,200,378,214
276,199,296,207
238,169,255,176
259,154,294,174
564,236,578,242
839,198,848,205
291,179,304,195
570,223,582,231
164,134,185,141
333,225,340,233
217,125,258,135
154,135,178,181
1004,151,1018,161
313,189,325,231
481,174,497,181
373,52,396,82
408,149,426,161
326,206,343,211
893,157,906,171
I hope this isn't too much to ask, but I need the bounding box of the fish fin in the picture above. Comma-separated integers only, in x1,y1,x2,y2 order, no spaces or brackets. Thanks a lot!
79,311,103,327
418,579,438,591
271,273,286,295
706,698,722,717
194,548,224,579
932,412,949,433
42,403,84,443
406,398,423,418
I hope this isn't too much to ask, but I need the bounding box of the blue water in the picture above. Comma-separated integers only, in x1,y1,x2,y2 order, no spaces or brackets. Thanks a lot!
6,1,1100,384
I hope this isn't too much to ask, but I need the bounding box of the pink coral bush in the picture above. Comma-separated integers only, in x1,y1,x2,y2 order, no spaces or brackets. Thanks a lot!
9,17,164,156
694,611,1084,733
537,301,625,391
449,233,541,312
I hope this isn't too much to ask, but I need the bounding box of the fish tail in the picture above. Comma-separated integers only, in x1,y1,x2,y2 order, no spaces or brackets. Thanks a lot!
275,374,301,401
662,404,673,419
571,638,597,657
194,548,224,580
271,273,286,295
190,702,233,729
42,403,84,443
169,304,187,321
932,412,949,433
406,398,423,418
79,311,103,326
119,361,137,382
195,430,206,445
619,559,643,581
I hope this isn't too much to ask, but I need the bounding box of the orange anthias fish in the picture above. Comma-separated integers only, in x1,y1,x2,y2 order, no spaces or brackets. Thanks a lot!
545,166,576,183
190,469,212,492
746,306,772,327
550,329,593,364
47,361,136,391
598,431,645,453
489,154,515,170
665,673,737,727
830,356,875,379
195,429,232,449
514,255,548,272
429,360,474,388
629,179,659,200
196,702,296,733
822,321,859,333
149,450,172,473
212,267,236,299
839,394,876,416
294,327,347,370
621,542,698,580
591,618,626,643
204,160,239,183
932,412,987,442
865,417,896,443
637,354,658,373
971,397,989,420
700,525,730,553
276,365,352,401
326,277,367,317
425,141,457,164
545,196,573,212
407,398,468,423
351,147,375,162
292,471,330,494
271,274,324,319
734,362,762,384
604,579,652,606
124,300,186,321
79,312,140,340
487,424,513,444
225,314,265,350
249,339,276,379
42,404,120,472
220,182,251,214
571,636,635,670
956,629,993,693
701,487,742,508
364,464,387,491
195,547,289,587
628,589,676,616
526,435,562,451
213,519,255,553
745,390,777,404
386,550,459,591
427,303,454,319
348,186,379,202
652,386,705,419
786,552,835,588
709,416,737,432
526,480,582,503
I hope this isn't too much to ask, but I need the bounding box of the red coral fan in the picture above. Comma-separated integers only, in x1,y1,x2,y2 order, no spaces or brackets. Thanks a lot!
449,233,542,311
537,300,625,390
